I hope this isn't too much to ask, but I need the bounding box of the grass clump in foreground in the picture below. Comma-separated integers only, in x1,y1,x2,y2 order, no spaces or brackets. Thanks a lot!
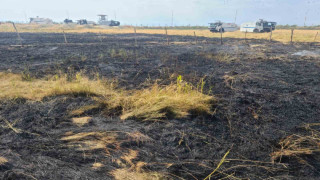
0,72,117,101
271,123,320,163
111,168,167,180
120,76,213,120
0,72,214,121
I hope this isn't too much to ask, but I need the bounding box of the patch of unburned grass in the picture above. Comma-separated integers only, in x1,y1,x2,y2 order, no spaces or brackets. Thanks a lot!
92,162,104,170
0,72,117,101
112,149,168,180
120,83,214,120
0,72,214,121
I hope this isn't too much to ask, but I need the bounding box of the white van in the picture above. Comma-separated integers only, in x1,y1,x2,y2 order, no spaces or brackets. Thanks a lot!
209,22,238,33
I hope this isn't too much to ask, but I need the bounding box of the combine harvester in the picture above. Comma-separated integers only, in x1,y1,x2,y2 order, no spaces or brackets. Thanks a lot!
209,21,238,33
240,19,277,33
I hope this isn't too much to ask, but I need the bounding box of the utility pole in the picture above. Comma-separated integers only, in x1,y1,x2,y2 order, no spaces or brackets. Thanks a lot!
24,11,28,23
134,27,137,46
171,10,174,27
304,11,308,27
12,22,22,46
234,10,238,24
291,29,294,44
220,28,223,45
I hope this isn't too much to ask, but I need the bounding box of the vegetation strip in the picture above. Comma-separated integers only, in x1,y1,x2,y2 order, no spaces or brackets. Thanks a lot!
0,72,214,121
1,24,320,43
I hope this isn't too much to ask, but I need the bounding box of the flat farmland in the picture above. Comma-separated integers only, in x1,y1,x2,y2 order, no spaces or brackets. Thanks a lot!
0,30,319,179
0,23,319,43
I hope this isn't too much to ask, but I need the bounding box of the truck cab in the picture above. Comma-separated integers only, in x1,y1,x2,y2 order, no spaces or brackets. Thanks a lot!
209,22,224,32
209,21,238,33
255,20,277,32
77,19,88,25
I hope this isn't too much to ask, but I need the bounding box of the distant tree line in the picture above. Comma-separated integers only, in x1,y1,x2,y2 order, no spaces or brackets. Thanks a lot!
132,26,208,30
276,24,320,30
137,25,320,30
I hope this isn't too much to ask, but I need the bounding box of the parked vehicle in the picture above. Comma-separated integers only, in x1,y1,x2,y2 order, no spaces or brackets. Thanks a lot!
209,21,238,33
64,19,73,24
240,19,277,33
77,19,88,25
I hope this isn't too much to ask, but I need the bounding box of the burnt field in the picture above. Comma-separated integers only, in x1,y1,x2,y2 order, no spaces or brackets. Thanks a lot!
0,32,320,180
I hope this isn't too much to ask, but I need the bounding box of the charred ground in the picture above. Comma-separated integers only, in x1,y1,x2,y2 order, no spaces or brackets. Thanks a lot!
0,32,319,179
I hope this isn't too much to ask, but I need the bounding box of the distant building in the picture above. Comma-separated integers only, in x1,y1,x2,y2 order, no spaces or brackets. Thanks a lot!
98,15,120,26
29,16,53,24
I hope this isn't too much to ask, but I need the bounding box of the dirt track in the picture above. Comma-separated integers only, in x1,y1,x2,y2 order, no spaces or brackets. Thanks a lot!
0,32,320,179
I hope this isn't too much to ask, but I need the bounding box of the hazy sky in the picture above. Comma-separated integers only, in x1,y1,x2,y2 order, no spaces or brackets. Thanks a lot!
0,0,319,26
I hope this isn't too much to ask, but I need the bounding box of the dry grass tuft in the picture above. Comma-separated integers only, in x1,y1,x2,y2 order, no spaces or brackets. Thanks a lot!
0,72,117,101
121,149,139,167
222,72,266,90
0,156,8,165
111,168,167,180
223,75,236,89
0,73,214,121
71,117,92,126
61,132,119,153
271,123,320,163
92,162,104,170
120,83,214,121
